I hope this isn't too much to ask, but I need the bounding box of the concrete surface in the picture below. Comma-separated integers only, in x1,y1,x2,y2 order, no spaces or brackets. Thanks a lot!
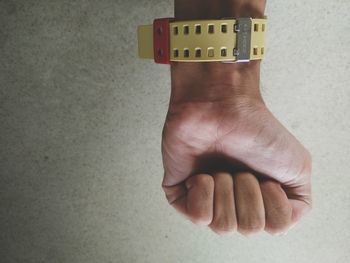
1,0,349,262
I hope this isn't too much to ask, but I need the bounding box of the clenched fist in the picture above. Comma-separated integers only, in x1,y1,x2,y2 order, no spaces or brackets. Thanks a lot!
161,61,312,236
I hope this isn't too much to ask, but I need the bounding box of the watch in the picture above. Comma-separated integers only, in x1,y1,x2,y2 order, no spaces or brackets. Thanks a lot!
137,17,267,64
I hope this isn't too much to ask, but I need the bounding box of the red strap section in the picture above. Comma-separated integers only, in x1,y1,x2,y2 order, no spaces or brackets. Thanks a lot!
153,18,174,64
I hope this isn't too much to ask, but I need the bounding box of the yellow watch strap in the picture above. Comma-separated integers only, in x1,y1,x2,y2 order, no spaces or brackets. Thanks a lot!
138,17,267,63
137,24,154,60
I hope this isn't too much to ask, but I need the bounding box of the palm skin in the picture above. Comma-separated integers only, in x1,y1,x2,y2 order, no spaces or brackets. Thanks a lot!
161,62,312,236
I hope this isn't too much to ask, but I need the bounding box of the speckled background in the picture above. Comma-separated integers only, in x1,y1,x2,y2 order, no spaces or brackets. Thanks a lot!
1,0,349,262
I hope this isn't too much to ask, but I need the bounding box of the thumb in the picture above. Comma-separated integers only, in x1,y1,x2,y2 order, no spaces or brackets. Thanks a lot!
162,173,214,226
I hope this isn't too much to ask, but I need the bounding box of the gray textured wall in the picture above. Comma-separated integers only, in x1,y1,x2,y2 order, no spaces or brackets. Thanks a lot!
1,0,349,262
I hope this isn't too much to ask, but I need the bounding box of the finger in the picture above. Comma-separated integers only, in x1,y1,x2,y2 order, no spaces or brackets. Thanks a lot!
260,180,292,235
234,172,265,236
163,174,214,226
289,199,312,225
185,174,214,225
283,174,312,225
209,172,237,236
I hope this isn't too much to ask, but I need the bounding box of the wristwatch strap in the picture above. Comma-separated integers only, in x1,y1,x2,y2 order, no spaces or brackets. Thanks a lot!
138,17,267,64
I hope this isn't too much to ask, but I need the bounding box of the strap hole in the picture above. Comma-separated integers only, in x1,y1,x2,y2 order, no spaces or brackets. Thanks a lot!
208,24,214,34
221,24,227,33
184,49,189,57
195,25,201,34
208,48,214,57
221,48,227,56
254,24,259,32
157,27,163,35
184,25,189,35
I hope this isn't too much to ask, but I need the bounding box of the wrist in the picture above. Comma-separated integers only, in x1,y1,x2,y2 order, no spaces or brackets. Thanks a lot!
170,61,263,104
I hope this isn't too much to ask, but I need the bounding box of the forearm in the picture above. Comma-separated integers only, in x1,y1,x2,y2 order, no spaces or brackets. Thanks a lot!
170,0,267,104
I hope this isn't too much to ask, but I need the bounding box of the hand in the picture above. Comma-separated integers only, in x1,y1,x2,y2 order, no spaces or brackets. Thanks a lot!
161,62,312,236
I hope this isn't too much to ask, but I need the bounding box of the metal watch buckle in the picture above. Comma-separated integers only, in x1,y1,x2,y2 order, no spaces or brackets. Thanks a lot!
221,17,252,63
